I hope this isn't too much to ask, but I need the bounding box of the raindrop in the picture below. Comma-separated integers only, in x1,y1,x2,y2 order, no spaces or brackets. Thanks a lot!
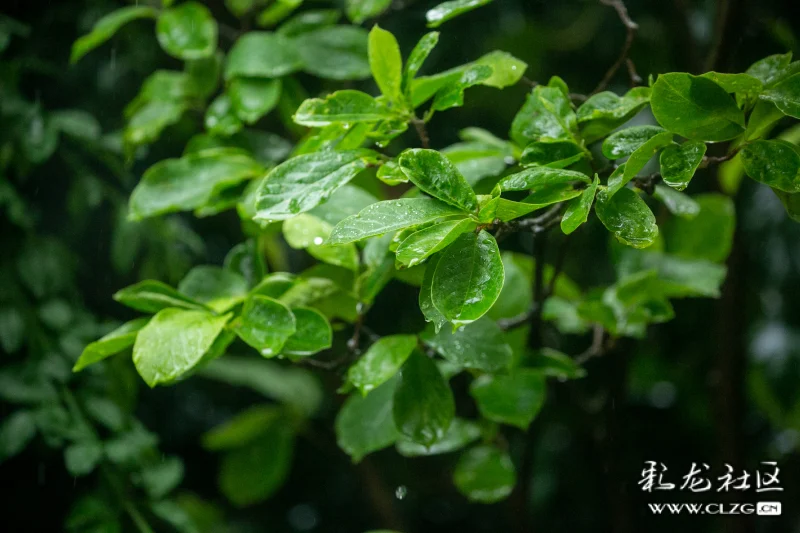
261,348,274,356
395,485,408,500
313,237,324,245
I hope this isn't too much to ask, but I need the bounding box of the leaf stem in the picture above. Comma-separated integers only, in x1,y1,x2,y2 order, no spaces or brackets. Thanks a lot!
410,117,430,148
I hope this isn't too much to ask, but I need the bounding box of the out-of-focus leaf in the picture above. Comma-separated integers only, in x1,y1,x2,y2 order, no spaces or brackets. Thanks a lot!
71,6,157,63
156,2,217,60
426,0,493,28
453,445,516,503
421,317,512,371
73,318,150,371
347,335,417,395
393,351,455,446
336,376,399,462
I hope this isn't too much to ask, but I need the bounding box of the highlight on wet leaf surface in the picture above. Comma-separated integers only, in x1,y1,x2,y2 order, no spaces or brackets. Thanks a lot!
156,2,218,60
741,139,800,192
398,148,479,211
233,296,296,357
595,188,659,249
426,0,494,28
420,317,512,371
347,335,417,395
659,140,707,191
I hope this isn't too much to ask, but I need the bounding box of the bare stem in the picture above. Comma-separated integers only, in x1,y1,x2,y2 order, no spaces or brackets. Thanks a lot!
410,117,430,148
592,0,640,94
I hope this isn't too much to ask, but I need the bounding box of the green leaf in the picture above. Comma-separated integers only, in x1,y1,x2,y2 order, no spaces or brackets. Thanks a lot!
520,140,585,169
205,95,243,136
773,188,800,222
396,418,480,457
741,139,800,193
347,335,417,395
282,308,332,356
607,131,673,198
510,85,578,147
178,266,249,312
746,52,793,87
113,280,208,313
403,32,439,92
453,445,516,503
255,0,303,26
225,32,302,79
130,151,263,220
561,175,599,234
426,0,493,28
431,65,492,112
294,90,393,126
650,73,745,141
368,25,403,103
233,296,296,356
329,198,464,244
399,149,478,211
0,411,37,462
431,231,504,327
761,72,800,119
0,308,25,353
602,125,667,160
73,318,150,372
219,424,293,506
421,317,512,371
395,218,476,267
133,309,231,387
419,253,448,332
283,214,359,270
254,150,378,222
615,249,727,298
346,0,392,23
652,185,700,219
203,406,283,451
659,140,707,191
139,456,184,498
296,26,370,80
278,9,341,37
336,376,399,462
496,166,591,192
664,193,734,263
470,369,546,429
700,72,762,101
124,100,187,148
377,160,408,185
393,351,455,446
529,348,587,379
50,110,101,140
576,87,651,144
64,441,104,477
595,188,658,249
443,140,511,185
228,78,282,124
70,6,157,64
156,2,217,60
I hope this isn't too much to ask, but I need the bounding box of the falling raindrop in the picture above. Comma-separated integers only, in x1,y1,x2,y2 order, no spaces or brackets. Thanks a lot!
395,485,408,500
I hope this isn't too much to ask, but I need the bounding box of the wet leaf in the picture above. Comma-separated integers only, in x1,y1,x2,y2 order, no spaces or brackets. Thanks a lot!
294,90,393,126
368,25,403,103
73,318,150,371
397,418,481,457
453,445,516,503
113,280,209,313
295,26,370,80
595,188,658,249
470,369,546,429
403,32,439,92
426,0,493,28
156,2,217,60
395,218,476,267
233,296,296,357
177,266,248,312
510,85,578,147
228,78,282,124
741,139,800,193
283,214,359,270
602,125,667,160
399,149,478,211
225,32,302,79
347,335,417,395
520,140,585,169
652,185,700,219
659,140,706,191
607,131,673,198
421,317,512,371
282,308,332,356
561,175,599,234
336,376,399,462
576,87,650,143
393,351,455,446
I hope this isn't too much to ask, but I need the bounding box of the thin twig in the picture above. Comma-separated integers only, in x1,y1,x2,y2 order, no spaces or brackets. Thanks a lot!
592,0,640,94
546,233,572,298
575,324,607,364
410,117,430,148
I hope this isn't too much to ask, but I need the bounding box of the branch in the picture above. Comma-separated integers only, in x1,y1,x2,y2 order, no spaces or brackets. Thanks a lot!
410,117,430,148
592,0,640,94
576,324,607,364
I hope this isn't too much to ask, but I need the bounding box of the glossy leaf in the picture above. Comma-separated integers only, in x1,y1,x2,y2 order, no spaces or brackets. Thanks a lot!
156,2,217,60
399,149,478,211
652,185,700,219
177,266,248,312
71,6,157,64
576,87,651,143
602,125,667,160
233,296,296,357
496,166,591,192
393,351,455,446
650,73,745,141
426,0,493,28
73,318,150,371
746,52,793,87
205,95,243,136
659,140,707,191
741,139,800,193
113,280,208,313
607,131,673,198
664,193,734,263
368,25,403,103
295,26,370,80
403,32,439,92
133,309,231,387
254,150,378,222
421,317,512,371
431,230,504,327
453,445,516,503
225,32,302,79
700,72,762,100
282,308,332,356
347,335,417,395
396,418,481,457
520,140,585,169
762,72,800,119
395,218,476,267
561,175,599,234
431,65,492,112
283,214,359,270
294,90,392,126
510,85,578,147
470,369,546,429
346,0,392,23
419,253,448,332
228,78,282,124
335,376,399,462
595,188,658,249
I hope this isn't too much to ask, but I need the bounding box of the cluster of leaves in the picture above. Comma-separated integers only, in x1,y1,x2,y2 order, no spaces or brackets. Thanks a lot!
55,0,800,518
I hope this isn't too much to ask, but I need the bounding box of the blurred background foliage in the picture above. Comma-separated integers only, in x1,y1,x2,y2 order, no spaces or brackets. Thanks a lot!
1,0,800,532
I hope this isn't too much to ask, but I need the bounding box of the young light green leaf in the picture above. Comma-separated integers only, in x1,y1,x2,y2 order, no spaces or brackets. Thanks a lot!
329,198,465,244
205,94,243,136
70,6,157,64
254,149,378,222
347,335,417,395
741,139,800,193
225,32,302,79
156,2,217,60
228,78,282,124
431,230,504,327
130,151,264,220
650,73,745,141
453,445,516,503
233,296,296,357
595,188,658,249
602,125,667,160
282,307,332,356
576,86,651,144
336,376,399,462
420,317,512,371
294,90,393,126
377,160,409,185
469,369,546,429
664,193,735,263
395,218,477,267
510,85,578,147
761,72,800,119
607,131,673,198
561,175,599,234
396,418,481,457
426,0,493,28
398,149,478,211
652,185,700,219
346,0,392,23
659,140,707,191
520,140,585,169
73,318,150,372
393,350,455,446
368,25,403,103
403,32,439,92
295,26,370,80
431,65,492,112
283,214,359,270
133,308,231,387
746,52,793,87
113,280,209,313
178,266,248,312
700,72,762,100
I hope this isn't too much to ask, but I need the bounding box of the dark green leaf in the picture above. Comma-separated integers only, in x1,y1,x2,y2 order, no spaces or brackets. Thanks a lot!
73,318,150,372
664,193,734,263
595,188,658,248
395,218,476,267
421,317,512,371
652,184,700,219
431,230,504,327
368,25,403,103
576,87,650,144
397,418,480,457
282,308,332,356
228,78,282,124
294,90,393,126
393,351,455,446
496,166,591,192
659,140,706,191
399,149,478,211
650,73,745,141
178,266,248,312
561,175,599,234
226,32,302,79
426,0,493,28
520,140,585,169
113,280,208,313
296,26,370,80
234,296,296,356
156,2,217,60
346,0,391,23
335,376,399,462
607,131,673,198
453,445,516,503
470,369,546,429
70,6,157,63
529,348,586,379
741,139,800,192
602,125,667,160
761,72,800,119
510,85,578,147
746,53,793,87
347,335,417,395
420,253,448,332
139,457,184,498
700,72,762,101
64,441,103,477
773,188,800,222
0,411,37,462
203,406,282,451
278,9,341,37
